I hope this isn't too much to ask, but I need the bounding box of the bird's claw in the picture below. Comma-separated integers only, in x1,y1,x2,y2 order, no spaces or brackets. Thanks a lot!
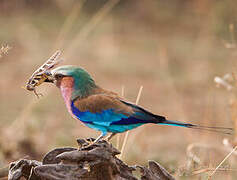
76,138,97,150
79,143,97,151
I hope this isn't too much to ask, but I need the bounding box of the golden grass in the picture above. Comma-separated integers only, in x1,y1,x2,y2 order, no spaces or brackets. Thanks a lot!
119,86,143,159
0,45,11,58
1,1,237,179
53,0,86,51
64,0,120,59
208,146,237,179
116,85,125,149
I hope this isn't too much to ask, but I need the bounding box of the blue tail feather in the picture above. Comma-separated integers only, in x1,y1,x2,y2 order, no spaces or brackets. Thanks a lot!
160,120,233,135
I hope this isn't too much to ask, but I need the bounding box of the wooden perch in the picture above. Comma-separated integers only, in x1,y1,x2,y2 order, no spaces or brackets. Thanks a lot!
7,138,175,180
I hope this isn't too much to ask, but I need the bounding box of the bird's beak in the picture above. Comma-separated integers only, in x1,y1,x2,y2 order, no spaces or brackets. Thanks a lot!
44,71,56,83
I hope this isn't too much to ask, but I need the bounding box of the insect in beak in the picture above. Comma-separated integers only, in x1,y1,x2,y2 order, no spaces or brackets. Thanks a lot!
24,50,63,98
43,71,56,83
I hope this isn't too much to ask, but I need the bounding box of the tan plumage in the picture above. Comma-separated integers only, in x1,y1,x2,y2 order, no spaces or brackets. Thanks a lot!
73,87,134,115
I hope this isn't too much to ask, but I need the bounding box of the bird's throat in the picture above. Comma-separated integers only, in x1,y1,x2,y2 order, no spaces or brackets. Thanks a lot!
60,77,74,114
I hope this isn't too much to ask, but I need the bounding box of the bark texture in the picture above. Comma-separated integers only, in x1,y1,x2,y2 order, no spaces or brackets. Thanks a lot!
8,139,175,180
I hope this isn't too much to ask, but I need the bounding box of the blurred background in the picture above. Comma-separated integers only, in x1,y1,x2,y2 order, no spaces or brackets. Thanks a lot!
0,0,237,179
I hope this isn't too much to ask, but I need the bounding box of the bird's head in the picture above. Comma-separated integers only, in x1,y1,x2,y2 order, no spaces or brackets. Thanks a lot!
49,65,96,99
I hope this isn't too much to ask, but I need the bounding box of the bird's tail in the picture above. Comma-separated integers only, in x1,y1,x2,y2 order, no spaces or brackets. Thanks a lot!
160,120,233,135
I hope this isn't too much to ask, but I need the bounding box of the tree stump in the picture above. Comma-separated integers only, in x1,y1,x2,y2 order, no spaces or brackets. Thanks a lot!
8,138,175,180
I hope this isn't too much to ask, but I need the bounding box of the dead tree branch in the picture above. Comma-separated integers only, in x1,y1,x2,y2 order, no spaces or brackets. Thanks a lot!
7,138,175,180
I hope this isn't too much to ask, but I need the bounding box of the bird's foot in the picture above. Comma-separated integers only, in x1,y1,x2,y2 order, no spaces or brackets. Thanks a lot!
76,138,98,150
75,138,120,156
77,133,113,151
105,133,116,142
104,136,112,142
79,142,97,151
84,137,95,145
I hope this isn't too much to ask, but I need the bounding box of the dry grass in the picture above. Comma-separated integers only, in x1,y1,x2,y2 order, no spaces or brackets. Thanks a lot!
0,1,237,179
0,45,11,59
208,146,237,179
119,86,143,159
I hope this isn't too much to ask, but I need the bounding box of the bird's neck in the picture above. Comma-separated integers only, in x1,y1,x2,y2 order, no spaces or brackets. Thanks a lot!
71,77,97,100
60,77,97,107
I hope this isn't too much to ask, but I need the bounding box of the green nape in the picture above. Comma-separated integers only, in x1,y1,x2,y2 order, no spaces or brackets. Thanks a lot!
52,65,97,100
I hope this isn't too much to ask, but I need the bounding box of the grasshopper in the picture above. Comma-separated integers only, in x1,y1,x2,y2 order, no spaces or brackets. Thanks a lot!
25,50,62,98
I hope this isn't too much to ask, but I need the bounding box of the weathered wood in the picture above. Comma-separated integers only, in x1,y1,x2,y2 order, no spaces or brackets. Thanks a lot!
7,139,175,180
137,161,175,180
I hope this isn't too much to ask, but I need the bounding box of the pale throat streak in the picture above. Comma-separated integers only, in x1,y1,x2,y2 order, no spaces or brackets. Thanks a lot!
59,77,76,119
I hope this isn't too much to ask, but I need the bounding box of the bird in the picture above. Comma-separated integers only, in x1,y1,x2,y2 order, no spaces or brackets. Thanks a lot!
46,65,233,144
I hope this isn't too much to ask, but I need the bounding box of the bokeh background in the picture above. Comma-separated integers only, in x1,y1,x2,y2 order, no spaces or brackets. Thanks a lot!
0,0,237,179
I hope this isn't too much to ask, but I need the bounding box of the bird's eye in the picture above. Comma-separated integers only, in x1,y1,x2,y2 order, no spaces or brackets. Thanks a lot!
54,74,64,79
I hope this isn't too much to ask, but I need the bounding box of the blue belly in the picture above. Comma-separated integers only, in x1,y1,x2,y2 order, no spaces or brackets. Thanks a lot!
71,101,145,134
85,123,143,134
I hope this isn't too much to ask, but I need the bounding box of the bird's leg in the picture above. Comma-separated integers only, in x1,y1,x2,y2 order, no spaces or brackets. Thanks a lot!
105,133,117,141
93,133,105,143
84,137,95,145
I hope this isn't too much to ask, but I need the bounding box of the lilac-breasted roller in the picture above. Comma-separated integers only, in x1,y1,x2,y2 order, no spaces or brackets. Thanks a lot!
46,65,232,143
